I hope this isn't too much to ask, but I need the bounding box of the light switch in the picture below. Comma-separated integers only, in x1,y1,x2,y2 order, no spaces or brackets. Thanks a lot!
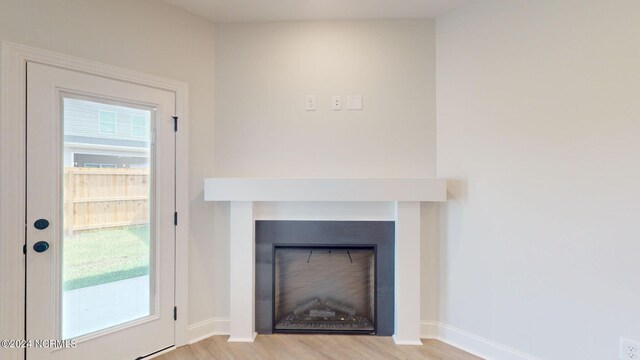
347,95,363,110
331,96,342,111
305,95,316,111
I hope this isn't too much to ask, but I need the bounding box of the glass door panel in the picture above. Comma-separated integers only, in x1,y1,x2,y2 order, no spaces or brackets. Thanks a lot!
61,96,155,339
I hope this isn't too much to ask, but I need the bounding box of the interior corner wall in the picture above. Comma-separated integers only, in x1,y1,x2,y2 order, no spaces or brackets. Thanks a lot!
212,19,439,327
436,1,640,359
0,0,219,329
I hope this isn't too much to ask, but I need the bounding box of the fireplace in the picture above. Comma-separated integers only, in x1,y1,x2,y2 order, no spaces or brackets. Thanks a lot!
205,178,445,344
273,245,376,334
256,220,394,336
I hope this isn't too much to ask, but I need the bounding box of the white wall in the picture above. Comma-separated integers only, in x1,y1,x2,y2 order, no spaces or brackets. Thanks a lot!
0,0,219,327
213,20,436,178
437,1,640,359
211,19,440,327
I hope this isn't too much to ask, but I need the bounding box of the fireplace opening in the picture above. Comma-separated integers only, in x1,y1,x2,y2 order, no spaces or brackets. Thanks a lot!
273,245,376,334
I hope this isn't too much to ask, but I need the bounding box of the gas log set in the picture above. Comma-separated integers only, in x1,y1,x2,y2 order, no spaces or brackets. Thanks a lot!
274,298,374,331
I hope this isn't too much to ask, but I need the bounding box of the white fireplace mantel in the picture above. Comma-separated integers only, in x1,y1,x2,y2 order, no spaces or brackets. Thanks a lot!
204,177,447,345
204,177,446,202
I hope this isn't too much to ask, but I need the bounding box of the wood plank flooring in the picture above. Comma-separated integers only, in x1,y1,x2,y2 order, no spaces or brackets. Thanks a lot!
156,335,483,360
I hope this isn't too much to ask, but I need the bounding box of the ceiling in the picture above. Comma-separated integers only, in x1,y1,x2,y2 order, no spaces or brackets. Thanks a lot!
164,0,472,23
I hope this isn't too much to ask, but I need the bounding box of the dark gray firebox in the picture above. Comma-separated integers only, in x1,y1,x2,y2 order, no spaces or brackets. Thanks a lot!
255,221,394,336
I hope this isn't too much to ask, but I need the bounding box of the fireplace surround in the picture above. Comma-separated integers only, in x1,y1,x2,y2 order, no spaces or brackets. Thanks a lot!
203,177,447,345
255,221,395,335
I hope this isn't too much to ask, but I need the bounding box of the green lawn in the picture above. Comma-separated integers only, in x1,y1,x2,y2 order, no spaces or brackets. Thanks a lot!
63,225,150,291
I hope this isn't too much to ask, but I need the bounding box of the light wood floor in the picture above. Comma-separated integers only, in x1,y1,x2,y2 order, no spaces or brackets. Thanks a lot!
156,335,483,360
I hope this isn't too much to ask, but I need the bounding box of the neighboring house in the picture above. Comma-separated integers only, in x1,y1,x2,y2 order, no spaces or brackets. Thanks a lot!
63,97,151,168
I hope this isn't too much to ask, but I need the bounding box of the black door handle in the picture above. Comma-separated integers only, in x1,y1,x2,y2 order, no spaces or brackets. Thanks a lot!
34,219,49,230
33,241,50,253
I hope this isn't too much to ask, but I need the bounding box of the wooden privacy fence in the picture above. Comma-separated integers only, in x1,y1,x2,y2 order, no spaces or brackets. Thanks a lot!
64,167,149,234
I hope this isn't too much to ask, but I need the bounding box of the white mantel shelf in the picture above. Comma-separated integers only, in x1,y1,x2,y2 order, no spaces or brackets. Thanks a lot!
204,178,447,202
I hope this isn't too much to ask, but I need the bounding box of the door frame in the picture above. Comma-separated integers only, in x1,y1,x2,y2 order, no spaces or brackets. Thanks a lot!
0,42,190,360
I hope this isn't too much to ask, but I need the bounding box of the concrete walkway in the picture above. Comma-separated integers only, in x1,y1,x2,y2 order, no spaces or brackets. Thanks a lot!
62,275,150,339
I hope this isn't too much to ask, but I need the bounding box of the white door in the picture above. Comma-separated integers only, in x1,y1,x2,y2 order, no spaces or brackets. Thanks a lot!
26,62,176,360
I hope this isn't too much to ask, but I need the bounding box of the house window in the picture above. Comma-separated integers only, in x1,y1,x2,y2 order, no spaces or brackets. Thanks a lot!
131,114,148,137
84,163,117,168
98,110,117,135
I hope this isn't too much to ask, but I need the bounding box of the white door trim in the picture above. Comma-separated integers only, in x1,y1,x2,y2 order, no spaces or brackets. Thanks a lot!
0,42,190,360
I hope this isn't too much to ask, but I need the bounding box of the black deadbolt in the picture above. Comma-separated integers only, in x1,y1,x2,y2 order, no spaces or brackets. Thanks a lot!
34,219,49,230
33,241,50,253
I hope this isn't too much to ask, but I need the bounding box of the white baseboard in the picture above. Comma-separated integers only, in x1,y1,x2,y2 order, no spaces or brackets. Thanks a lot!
421,321,440,339
421,321,541,360
392,334,423,346
228,332,258,343
188,317,230,344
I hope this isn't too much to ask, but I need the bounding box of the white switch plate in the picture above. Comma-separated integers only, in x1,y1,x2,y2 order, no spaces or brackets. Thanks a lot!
347,95,363,110
305,95,316,111
621,338,640,360
331,96,342,111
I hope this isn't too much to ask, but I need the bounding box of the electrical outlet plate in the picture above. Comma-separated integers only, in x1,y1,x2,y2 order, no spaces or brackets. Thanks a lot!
621,338,640,360
305,95,316,111
331,96,341,111
347,95,363,110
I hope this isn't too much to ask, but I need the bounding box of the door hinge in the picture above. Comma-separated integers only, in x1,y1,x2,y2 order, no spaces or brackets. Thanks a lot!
173,306,178,321
172,116,178,132
23,244,26,255
174,211,178,226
